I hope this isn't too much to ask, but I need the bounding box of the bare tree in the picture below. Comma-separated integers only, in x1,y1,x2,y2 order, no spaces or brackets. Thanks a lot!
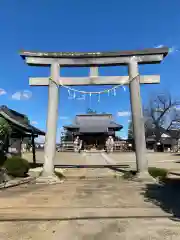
144,93,180,142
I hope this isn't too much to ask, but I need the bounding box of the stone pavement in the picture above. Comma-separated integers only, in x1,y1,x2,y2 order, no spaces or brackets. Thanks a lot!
23,151,87,165
23,151,180,171
0,152,180,239
108,152,180,172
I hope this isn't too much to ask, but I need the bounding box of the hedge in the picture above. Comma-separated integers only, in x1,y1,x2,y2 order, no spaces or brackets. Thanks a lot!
148,167,168,180
122,167,168,180
3,157,30,177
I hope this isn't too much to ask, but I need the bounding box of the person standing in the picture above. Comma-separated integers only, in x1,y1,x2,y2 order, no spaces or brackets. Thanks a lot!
74,136,82,153
105,136,114,153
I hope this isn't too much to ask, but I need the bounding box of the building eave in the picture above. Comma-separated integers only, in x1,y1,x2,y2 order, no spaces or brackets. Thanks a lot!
0,106,45,136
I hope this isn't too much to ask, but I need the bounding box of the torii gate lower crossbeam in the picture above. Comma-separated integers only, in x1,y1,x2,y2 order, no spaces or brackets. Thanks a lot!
20,47,169,182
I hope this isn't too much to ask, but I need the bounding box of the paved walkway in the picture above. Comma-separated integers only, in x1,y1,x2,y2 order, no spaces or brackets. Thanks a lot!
0,153,180,239
23,151,180,170
108,152,180,171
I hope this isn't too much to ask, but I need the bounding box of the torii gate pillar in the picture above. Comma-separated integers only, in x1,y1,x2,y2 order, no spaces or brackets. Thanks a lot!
128,59,148,176
42,63,59,178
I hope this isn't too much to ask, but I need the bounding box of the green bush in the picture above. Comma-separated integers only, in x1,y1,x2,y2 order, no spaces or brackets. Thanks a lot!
3,157,30,177
122,168,168,181
148,167,168,180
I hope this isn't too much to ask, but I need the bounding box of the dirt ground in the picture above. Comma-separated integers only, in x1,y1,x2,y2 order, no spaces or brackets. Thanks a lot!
0,218,180,240
0,152,180,239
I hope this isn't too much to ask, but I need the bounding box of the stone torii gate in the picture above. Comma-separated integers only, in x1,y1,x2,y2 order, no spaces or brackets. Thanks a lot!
20,47,168,182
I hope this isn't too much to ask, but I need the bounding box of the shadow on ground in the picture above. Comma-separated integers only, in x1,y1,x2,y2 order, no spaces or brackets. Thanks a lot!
107,167,136,179
172,153,180,156
29,163,43,168
107,165,130,172
143,178,180,219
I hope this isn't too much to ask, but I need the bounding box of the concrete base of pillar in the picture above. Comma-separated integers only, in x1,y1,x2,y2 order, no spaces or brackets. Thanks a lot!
36,174,63,184
134,171,156,183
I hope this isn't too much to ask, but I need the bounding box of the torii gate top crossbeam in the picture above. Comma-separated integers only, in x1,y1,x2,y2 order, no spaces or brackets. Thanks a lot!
20,47,169,67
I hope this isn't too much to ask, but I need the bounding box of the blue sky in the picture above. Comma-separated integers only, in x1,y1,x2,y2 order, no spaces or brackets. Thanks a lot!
0,0,180,142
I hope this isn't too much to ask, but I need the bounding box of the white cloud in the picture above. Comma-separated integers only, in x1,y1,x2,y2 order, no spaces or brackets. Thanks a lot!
174,105,180,111
117,111,131,117
155,44,164,48
0,88,7,96
31,121,38,125
155,44,179,54
12,90,32,100
35,135,45,143
169,46,179,54
118,131,128,139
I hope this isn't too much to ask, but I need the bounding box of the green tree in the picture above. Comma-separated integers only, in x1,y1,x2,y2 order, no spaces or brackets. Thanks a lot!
0,117,12,152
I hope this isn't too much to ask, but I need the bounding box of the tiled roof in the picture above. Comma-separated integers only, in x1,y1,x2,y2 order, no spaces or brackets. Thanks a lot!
64,114,122,133
0,105,45,135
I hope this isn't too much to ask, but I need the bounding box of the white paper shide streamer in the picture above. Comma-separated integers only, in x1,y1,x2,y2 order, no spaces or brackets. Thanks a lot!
49,71,140,103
